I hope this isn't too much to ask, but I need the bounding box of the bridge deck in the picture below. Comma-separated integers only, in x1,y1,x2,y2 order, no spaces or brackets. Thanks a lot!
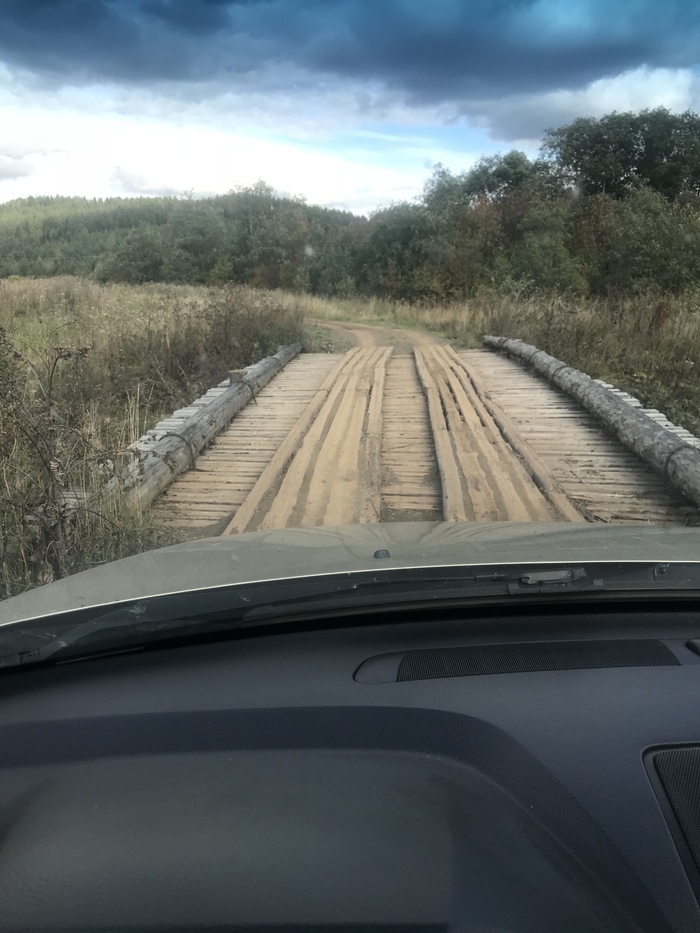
151,345,698,534
151,353,341,533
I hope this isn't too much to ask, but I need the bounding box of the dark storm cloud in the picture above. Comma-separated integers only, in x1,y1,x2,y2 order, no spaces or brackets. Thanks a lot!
0,0,697,101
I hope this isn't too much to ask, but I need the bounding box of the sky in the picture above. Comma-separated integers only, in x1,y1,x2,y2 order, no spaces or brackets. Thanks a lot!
0,0,699,214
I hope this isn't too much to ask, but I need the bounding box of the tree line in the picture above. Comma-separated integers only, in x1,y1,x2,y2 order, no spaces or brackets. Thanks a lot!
3,107,700,299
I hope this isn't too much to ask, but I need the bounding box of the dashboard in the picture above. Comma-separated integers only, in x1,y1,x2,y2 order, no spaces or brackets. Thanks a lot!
0,603,700,931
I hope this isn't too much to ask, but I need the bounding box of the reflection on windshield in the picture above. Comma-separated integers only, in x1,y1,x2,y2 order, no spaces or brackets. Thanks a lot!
1,1,700,604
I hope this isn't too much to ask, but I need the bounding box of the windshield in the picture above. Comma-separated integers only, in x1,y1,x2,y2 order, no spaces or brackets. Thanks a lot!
1,1,700,616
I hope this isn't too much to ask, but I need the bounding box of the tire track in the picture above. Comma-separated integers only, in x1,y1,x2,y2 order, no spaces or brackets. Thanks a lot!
225,348,392,533
414,346,559,522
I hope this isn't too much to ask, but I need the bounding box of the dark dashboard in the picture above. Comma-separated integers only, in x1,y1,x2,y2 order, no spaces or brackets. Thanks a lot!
1,604,700,932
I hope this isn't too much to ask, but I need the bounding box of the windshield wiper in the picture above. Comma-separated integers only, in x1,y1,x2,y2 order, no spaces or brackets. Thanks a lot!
475,566,592,592
0,561,694,670
0,576,370,669
238,566,597,622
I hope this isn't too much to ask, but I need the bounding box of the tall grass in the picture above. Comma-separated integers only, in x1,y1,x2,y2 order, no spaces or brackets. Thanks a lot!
0,277,305,599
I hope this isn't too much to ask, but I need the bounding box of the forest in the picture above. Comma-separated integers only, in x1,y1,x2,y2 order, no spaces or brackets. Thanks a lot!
3,107,700,302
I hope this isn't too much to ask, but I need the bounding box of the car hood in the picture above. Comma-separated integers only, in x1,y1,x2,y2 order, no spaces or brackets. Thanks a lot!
3,521,700,625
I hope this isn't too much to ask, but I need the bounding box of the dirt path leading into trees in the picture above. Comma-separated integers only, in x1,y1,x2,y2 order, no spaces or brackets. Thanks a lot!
151,329,698,535
308,319,445,354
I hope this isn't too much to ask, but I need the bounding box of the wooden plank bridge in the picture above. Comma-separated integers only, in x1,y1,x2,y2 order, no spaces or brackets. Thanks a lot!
147,341,699,535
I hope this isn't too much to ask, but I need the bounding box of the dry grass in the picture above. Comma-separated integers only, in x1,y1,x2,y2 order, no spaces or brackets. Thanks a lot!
1,277,304,599
2,277,304,440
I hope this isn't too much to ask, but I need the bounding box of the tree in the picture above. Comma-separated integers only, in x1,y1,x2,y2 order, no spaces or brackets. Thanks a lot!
543,108,700,199
356,204,436,299
462,150,539,198
99,227,166,283
605,188,700,293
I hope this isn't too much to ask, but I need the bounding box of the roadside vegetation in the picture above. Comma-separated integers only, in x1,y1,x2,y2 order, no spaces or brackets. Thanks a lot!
3,105,700,596
0,278,303,599
3,108,700,304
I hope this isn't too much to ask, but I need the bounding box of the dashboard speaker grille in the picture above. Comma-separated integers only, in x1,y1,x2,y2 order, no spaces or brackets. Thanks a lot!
654,748,700,872
396,639,678,682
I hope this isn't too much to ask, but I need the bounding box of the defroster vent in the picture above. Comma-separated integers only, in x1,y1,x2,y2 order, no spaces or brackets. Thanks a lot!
396,639,678,682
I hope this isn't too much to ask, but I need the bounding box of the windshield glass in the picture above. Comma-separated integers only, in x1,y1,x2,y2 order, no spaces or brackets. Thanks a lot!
1,0,699,615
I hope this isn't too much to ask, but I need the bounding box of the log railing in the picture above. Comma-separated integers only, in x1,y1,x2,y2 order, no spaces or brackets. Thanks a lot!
484,336,700,509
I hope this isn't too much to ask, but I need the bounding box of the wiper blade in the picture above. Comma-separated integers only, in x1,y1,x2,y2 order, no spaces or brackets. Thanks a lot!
238,563,682,622
0,576,367,668
473,566,593,593
0,561,696,670
0,600,192,669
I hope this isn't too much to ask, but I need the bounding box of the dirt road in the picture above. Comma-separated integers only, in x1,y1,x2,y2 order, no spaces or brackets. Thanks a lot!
309,319,444,353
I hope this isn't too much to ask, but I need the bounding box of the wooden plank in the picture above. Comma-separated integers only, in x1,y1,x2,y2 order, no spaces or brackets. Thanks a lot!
125,342,302,512
483,336,700,512
382,484,438,497
152,352,343,531
431,346,540,522
259,349,378,530
223,349,362,535
414,348,467,522
380,354,441,521
361,348,393,524
462,347,697,526
303,361,369,526
383,496,444,510
426,348,501,521
445,346,587,523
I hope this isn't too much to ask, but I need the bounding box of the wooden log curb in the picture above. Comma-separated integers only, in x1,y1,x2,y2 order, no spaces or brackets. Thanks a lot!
114,343,301,512
483,336,700,511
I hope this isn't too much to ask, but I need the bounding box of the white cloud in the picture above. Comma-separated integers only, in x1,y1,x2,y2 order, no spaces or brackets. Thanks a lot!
110,166,185,197
0,67,486,212
0,112,423,211
468,66,700,145
541,65,699,119
0,154,32,180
